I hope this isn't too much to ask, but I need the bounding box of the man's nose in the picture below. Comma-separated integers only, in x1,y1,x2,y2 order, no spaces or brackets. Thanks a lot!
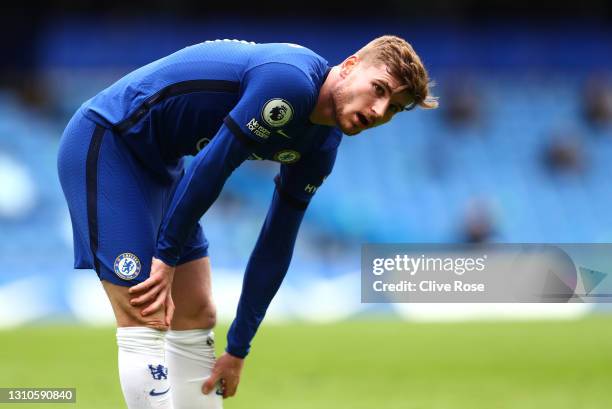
371,100,388,121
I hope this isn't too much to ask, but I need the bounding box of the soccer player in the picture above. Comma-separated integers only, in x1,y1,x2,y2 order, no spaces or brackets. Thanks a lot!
57,36,437,409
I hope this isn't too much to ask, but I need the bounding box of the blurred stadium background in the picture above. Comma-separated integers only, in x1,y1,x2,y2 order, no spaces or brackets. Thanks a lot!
1,2,612,408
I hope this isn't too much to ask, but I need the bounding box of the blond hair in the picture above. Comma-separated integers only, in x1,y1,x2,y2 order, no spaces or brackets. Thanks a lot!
356,35,438,109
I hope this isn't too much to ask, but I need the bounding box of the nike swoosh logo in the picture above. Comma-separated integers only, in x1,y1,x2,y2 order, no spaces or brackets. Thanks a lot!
149,387,170,396
276,130,291,139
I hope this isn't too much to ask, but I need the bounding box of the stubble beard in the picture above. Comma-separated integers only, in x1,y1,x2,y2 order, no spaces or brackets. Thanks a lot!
331,84,360,136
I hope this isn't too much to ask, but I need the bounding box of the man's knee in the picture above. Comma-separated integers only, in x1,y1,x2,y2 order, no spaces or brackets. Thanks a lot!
195,302,217,329
173,301,217,330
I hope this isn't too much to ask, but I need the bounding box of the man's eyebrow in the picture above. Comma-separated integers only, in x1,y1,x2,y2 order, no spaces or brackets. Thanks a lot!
378,79,409,111
378,79,393,94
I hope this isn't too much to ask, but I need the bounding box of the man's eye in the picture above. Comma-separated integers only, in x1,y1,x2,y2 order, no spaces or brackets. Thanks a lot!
373,84,385,96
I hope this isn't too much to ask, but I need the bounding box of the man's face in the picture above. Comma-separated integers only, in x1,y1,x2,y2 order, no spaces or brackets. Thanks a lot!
331,58,413,136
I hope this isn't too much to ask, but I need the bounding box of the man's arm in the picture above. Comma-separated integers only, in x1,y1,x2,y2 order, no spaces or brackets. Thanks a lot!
128,124,251,315
202,150,336,397
202,181,310,398
227,181,309,357
227,146,338,357
155,125,250,265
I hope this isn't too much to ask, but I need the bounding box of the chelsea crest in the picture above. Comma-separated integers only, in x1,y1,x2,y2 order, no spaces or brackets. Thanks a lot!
114,252,142,280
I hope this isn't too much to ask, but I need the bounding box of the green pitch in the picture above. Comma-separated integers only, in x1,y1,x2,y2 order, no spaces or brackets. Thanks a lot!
2,316,611,409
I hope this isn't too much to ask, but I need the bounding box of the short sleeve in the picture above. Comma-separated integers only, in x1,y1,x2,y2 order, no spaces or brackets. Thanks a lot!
223,63,317,144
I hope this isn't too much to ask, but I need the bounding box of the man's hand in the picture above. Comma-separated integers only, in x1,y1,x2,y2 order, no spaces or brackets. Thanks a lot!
128,257,176,326
202,352,245,399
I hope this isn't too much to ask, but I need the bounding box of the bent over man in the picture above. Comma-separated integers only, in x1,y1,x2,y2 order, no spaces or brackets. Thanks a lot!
57,36,437,409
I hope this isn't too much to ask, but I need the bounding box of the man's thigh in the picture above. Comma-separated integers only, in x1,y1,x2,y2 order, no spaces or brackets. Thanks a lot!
171,257,216,330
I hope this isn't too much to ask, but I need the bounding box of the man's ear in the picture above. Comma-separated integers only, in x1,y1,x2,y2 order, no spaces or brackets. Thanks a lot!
340,55,360,78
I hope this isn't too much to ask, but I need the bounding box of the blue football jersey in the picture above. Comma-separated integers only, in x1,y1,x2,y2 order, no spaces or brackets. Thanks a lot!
81,39,341,174
79,39,344,358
